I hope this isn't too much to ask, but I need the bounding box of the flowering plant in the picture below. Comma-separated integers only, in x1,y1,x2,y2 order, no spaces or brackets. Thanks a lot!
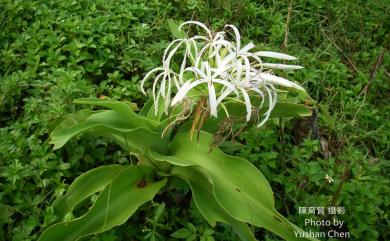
142,21,306,128
39,21,316,241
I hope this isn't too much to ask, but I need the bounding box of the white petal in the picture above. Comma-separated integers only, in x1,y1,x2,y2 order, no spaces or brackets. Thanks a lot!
240,88,252,122
257,85,275,127
170,81,191,106
179,45,188,84
251,86,265,111
246,52,263,66
210,39,233,50
141,67,164,94
164,41,183,67
261,63,304,70
257,73,304,90
195,42,211,68
239,42,255,53
269,84,277,110
170,71,181,90
213,63,229,78
213,31,226,41
213,46,222,69
185,66,207,80
255,51,297,60
163,39,184,63
159,74,166,98
188,35,209,42
225,24,241,50
152,72,165,114
208,82,218,117
186,38,199,63
164,75,174,113
180,21,212,39
212,79,236,90
171,79,207,106
243,56,251,84
216,88,233,105
203,61,211,79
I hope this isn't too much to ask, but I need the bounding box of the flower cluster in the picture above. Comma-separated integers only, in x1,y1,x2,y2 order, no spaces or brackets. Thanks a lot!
141,21,305,127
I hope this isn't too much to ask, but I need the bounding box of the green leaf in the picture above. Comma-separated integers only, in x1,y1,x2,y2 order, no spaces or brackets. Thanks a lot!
39,165,166,241
140,99,154,117
51,110,130,149
268,103,312,118
54,165,125,216
150,131,318,241
223,101,312,118
170,166,257,241
74,98,158,129
171,228,193,239
186,234,197,241
146,96,165,121
50,110,168,154
154,202,165,222
187,223,197,232
167,19,186,39
110,128,168,155
318,104,335,130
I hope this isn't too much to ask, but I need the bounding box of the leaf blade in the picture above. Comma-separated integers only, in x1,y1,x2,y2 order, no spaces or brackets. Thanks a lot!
150,131,318,241
39,165,166,241
54,165,125,216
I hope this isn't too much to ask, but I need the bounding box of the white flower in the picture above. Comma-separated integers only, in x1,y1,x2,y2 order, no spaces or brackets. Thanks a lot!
141,21,305,126
171,61,235,117
325,174,334,183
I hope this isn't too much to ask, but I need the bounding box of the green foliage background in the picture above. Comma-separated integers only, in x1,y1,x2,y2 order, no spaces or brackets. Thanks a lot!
0,0,389,240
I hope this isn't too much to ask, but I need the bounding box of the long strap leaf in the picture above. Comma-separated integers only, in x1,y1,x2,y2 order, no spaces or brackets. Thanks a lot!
54,165,125,216
39,165,166,241
50,109,168,154
171,166,257,241
149,131,318,241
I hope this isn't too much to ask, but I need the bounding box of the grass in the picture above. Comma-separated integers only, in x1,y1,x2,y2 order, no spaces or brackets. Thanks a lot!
0,0,389,240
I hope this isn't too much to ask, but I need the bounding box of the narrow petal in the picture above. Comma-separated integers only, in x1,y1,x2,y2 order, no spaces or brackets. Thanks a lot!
212,79,236,90
216,88,233,105
152,72,165,114
179,44,188,84
171,79,207,106
170,71,181,90
243,56,251,84
186,38,199,64
159,74,166,98
239,42,255,53
180,21,212,39
164,74,173,113
235,59,242,83
170,81,191,106
255,51,297,60
141,67,164,94
164,41,184,67
188,35,209,42
225,24,241,50
261,63,304,70
251,86,265,111
246,52,263,67
208,82,218,117
185,66,207,80
195,42,211,68
163,39,184,63
268,84,278,110
257,85,275,127
240,87,252,121
256,73,304,90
